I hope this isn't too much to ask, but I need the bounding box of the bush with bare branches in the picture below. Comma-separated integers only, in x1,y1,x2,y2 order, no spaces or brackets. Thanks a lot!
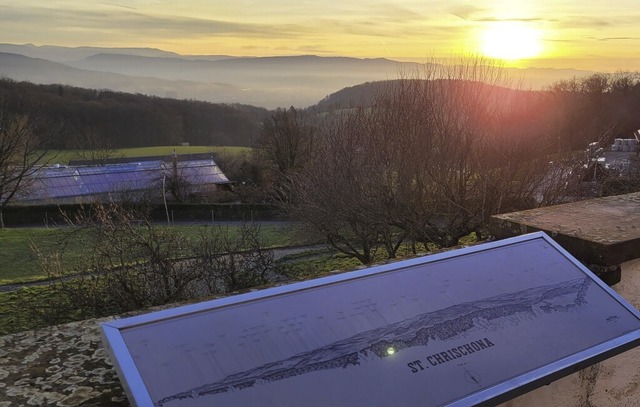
25,202,277,324
286,59,584,263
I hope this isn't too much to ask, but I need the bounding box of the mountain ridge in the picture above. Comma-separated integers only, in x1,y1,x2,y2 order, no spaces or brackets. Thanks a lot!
0,44,598,109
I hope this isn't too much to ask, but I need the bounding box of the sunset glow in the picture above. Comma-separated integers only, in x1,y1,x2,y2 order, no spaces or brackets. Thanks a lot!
1,0,640,71
481,22,543,61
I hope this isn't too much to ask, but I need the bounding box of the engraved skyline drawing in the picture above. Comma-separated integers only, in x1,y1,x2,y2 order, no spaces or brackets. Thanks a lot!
156,276,592,406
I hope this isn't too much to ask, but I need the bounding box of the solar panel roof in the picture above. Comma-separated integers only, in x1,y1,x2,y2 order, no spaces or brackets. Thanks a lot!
12,158,230,203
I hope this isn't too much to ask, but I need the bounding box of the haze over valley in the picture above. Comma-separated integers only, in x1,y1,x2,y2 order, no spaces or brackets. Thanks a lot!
0,43,598,109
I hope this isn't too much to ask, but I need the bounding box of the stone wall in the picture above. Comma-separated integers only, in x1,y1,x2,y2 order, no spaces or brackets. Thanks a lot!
0,316,127,406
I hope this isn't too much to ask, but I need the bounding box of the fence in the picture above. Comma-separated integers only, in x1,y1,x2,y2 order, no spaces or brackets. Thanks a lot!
2,203,282,227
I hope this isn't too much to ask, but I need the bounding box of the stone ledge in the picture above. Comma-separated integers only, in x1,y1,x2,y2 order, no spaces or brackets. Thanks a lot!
489,193,640,268
0,288,278,407
0,316,127,407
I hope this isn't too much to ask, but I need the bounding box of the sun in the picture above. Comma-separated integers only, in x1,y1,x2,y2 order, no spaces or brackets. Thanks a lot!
481,22,543,60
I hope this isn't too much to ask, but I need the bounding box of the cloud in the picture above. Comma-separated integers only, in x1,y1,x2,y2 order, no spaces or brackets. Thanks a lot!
596,37,639,41
310,11,458,40
545,39,576,43
554,17,619,29
553,14,640,32
0,2,464,56
99,2,138,11
369,4,426,24
450,4,485,20
0,5,299,41
475,17,553,23
273,44,335,55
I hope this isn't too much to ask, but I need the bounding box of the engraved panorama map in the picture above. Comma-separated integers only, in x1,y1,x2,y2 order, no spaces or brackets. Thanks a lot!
102,234,640,406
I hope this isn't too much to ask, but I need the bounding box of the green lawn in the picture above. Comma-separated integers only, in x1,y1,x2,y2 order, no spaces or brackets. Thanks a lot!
117,146,251,158
0,288,53,335
44,145,251,164
0,228,69,284
0,223,302,285
280,250,363,280
0,222,312,335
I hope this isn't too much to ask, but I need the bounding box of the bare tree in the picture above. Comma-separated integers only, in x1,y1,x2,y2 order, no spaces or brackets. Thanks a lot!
162,153,191,202
0,96,50,227
33,203,204,317
287,107,388,263
27,203,278,323
193,223,275,293
601,150,640,196
160,152,207,203
287,58,572,262
255,106,315,200
214,151,268,203
546,72,640,153
72,127,123,165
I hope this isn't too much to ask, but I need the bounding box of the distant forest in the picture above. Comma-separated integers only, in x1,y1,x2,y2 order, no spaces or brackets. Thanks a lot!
2,73,640,153
0,78,269,149
316,76,640,153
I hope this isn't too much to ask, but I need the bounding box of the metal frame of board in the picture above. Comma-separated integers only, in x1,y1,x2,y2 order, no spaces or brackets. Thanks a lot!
101,232,640,407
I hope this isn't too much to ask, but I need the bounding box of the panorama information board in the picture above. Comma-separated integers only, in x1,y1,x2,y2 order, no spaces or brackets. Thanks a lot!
101,232,640,406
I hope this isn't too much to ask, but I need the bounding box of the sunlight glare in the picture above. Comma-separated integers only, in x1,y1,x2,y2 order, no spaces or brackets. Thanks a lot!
481,22,543,60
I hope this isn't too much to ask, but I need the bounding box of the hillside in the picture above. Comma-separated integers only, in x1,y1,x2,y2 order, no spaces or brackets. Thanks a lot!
0,78,269,148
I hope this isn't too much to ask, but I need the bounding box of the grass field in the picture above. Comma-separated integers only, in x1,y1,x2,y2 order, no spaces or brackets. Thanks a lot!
45,145,251,164
0,228,67,284
0,287,52,334
0,223,302,285
0,222,312,335
117,146,251,157
0,222,477,336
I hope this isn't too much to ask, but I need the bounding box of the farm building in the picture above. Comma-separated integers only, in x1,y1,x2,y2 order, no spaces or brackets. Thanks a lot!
13,153,231,204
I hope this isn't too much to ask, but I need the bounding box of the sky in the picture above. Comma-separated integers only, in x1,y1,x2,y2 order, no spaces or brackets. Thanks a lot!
2,0,640,71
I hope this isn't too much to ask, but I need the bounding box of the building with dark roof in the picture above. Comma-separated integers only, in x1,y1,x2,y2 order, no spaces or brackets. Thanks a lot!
12,153,231,204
